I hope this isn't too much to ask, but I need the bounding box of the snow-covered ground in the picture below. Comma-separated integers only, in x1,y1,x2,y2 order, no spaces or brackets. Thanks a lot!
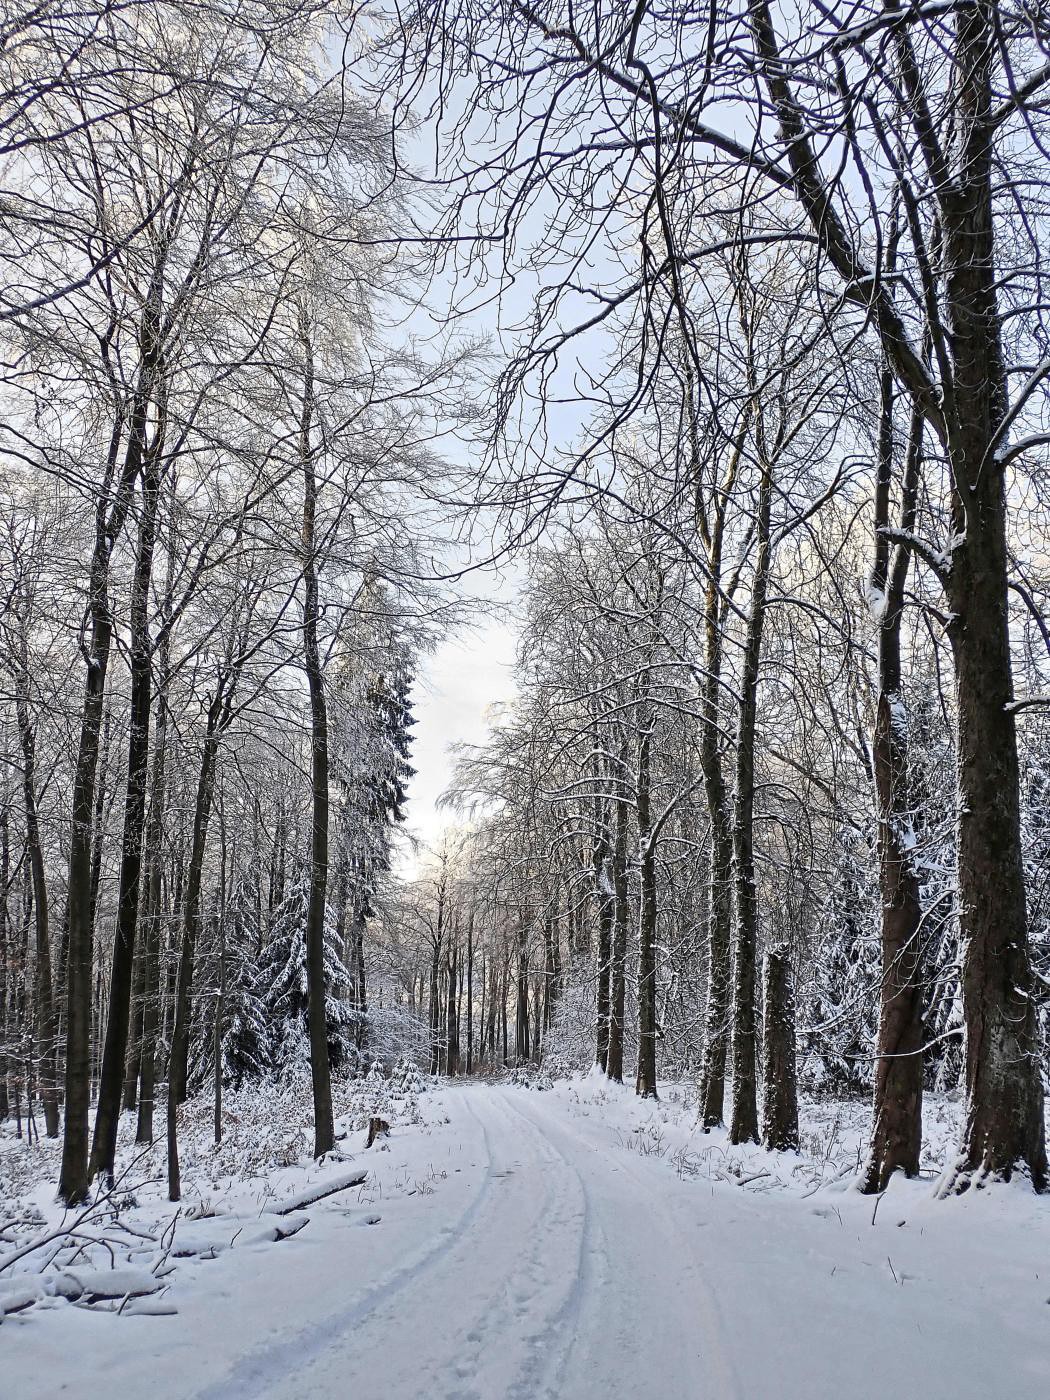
2,1075,1049,1399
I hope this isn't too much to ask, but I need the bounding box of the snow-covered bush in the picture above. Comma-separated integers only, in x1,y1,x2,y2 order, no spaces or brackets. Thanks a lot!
507,1064,553,1090
344,1057,423,1130
541,955,595,1075
802,828,880,1096
357,1003,431,1071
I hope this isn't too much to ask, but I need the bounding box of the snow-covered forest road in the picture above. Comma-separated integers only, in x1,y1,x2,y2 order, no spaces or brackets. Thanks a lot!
6,1080,1049,1400
195,1084,724,1400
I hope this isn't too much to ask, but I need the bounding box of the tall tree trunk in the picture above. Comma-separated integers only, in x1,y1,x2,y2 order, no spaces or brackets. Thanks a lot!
485,955,498,1065
59,402,144,1204
354,909,367,1042
92,454,162,1183
135,862,162,1145
429,940,441,1075
0,790,12,1121
862,382,926,1192
336,870,352,1023
465,910,474,1074
635,724,658,1099
698,576,734,1127
122,942,145,1113
446,935,459,1075
161,838,183,1062
607,777,628,1084
692,411,748,1129
87,714,112,936
541,911,556,1045
515,919,530,1064
500,953,509,1065
729,458,772,1146
17,865,32,1132
135,616,172,1145
937,4,1046,1191
213,905,225,1145
299,330,335,1158
13,668,59,1137
167,691,225,1200
592,781,612,1071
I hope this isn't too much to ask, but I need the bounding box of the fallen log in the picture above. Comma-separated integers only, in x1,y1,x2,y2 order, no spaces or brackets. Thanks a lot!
272,1170,367,1216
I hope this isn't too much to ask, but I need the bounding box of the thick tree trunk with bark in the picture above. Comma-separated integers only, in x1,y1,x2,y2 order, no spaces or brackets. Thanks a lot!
936,4,1045,1190
947,492,1046,1188
761,948,799,1152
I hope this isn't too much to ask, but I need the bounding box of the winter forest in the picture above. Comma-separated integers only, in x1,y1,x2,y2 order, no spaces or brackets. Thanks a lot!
2,2,1050,1397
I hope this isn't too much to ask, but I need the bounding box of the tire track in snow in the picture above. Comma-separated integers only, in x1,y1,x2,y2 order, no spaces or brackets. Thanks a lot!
199,1086,586,1400
383,1085,589,1400
503,1086,742,1400
489,1086,603,1400
192,1088,500,1400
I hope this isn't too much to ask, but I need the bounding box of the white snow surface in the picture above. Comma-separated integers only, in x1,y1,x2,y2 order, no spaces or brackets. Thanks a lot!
3,1075,1050,1399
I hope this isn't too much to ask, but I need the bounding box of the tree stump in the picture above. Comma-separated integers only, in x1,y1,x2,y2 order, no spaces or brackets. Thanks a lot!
366,1117,390,1148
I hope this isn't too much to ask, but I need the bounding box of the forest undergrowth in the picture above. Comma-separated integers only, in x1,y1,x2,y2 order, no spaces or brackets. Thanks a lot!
0,1060,426,1321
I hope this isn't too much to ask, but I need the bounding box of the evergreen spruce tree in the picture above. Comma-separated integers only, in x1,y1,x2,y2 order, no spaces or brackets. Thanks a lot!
337,632,415,921
329,593,416,1050
259,876,357,1076
189,878,270,1092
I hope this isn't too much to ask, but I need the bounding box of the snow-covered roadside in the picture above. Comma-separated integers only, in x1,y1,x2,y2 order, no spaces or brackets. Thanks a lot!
0,1062,434,1327
538,1067,991,1193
